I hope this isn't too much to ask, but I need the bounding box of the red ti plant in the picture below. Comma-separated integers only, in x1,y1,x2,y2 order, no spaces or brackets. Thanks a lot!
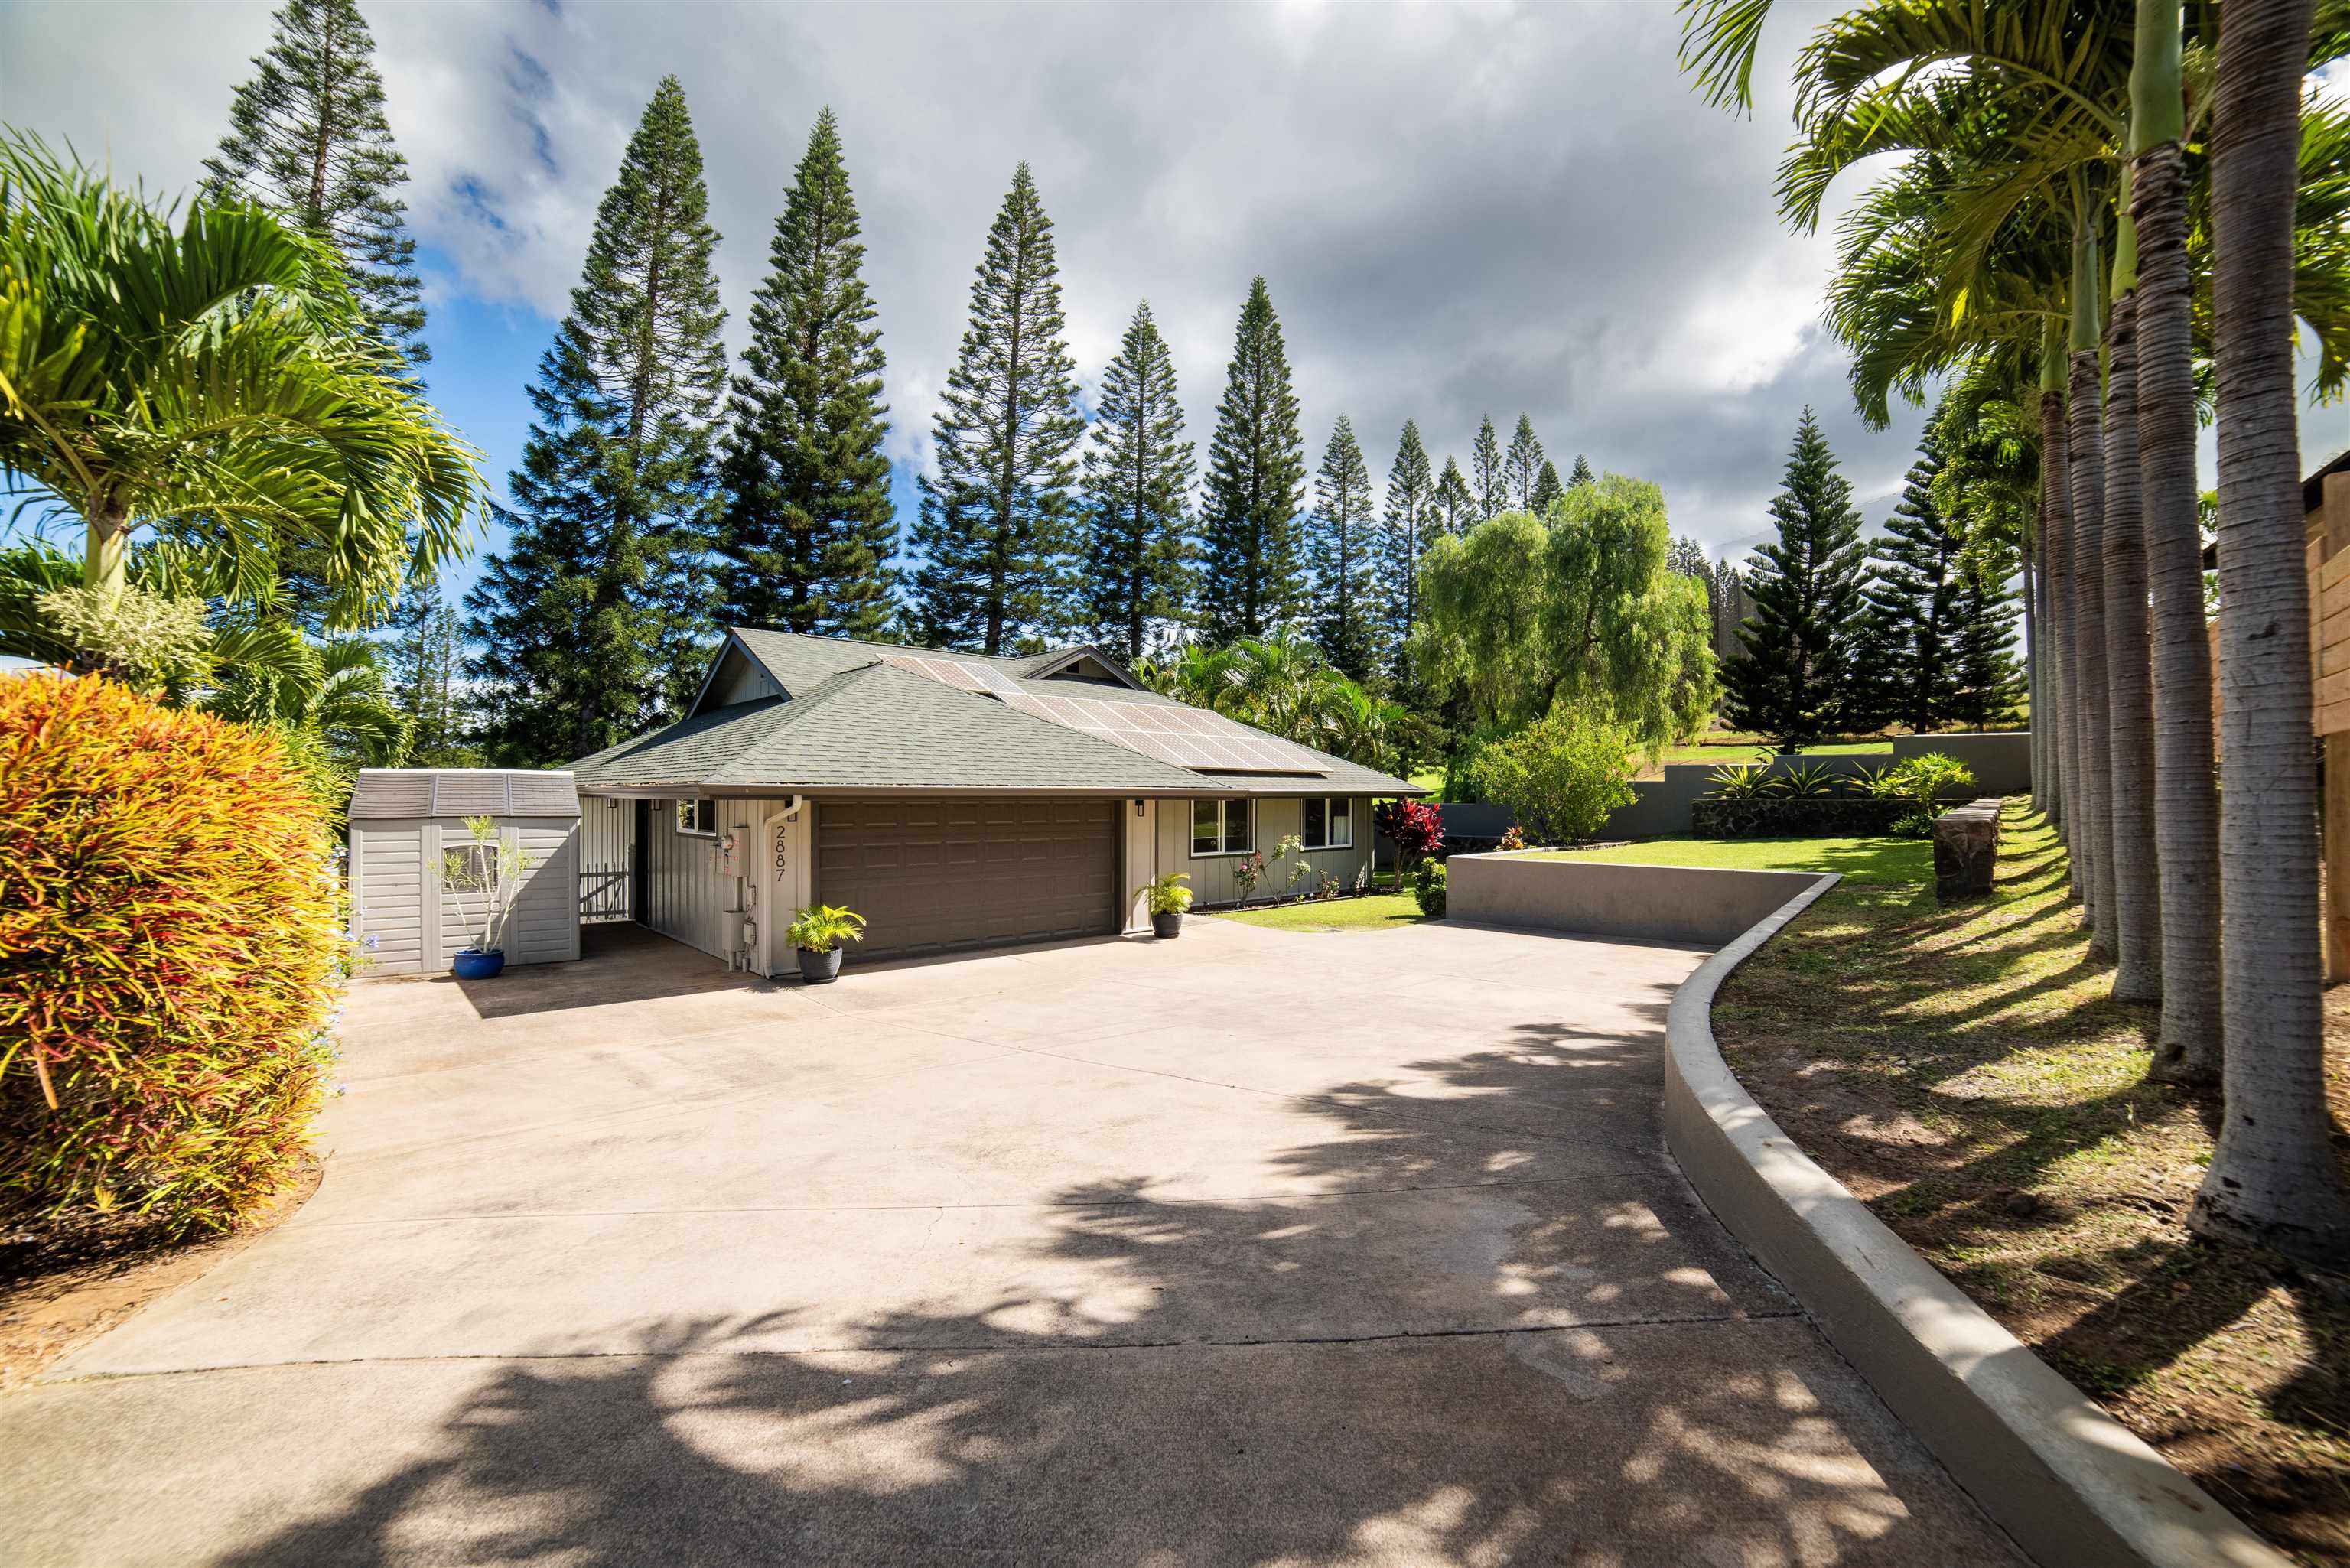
1375,798,1444,875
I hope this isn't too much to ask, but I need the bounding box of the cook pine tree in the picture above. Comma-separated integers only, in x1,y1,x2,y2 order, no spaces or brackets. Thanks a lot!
1380,421,1438,682
1432,456,1476,538
1504,414,1546,510
1568,454,1595,486
205,0,427,365
1529,457,1564,515
379,570,474,766
465,77,728,764
1196,276,1308,644
910,163,1086,653
1945,558,2026,730
1080,301,1196,661
714,108,895,639
1854,434,1965,732
1721,408,1872,750
1470,416,1505,520
1307,415,1380,678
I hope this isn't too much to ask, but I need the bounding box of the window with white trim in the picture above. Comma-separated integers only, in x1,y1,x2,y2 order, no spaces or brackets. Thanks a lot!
676,798,717,837
1190,798,1253,857
1301,796,1353,850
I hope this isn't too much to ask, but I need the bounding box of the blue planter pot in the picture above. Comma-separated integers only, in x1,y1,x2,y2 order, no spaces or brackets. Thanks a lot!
451,947,506,980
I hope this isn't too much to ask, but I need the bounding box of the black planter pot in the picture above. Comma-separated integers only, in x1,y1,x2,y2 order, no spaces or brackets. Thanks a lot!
796,945,845,984
1151,909,1183,939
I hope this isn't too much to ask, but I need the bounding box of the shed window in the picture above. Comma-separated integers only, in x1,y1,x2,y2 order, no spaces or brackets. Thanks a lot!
1302,796,1353,850
676,798,717,837
1190,799,1252,857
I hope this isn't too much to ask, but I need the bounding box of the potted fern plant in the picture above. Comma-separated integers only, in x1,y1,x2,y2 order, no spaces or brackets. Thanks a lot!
441,815,533,979
785,903,867,984
1146,873,1192,938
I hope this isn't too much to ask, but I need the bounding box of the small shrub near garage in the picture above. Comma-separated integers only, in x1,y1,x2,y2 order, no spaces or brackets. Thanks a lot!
0,673,343,1237
1411,860,1447,917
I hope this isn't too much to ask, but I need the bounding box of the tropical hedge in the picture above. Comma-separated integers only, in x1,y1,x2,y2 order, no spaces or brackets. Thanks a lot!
0,673,342,1235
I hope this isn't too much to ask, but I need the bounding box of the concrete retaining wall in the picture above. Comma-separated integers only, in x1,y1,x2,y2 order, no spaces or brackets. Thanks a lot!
1592,733,2032,841
1892,730,2031,795
1444,854,1821,946
1664,873,2289,1568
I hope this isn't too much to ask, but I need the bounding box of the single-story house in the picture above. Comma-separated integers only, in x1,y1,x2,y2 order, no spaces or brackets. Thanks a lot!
566,628,1425,971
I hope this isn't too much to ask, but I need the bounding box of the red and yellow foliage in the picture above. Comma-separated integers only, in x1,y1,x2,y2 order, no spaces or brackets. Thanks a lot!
0,672,341,1235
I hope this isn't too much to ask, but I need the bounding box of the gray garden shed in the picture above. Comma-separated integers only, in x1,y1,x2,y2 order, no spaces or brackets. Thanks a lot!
347,769,583,976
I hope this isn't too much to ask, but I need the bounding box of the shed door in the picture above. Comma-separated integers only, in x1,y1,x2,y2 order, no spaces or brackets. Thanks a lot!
815,797,1120,963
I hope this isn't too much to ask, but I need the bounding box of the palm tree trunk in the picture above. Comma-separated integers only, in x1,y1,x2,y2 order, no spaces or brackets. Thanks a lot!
2068,217,2113,945
2022,542,2042,815
2042,359,2081,902
2038,508,2062,825
2192,0,2350,1261
83,508,129,610
2103,268,2163,1001
2134,118,2223,1077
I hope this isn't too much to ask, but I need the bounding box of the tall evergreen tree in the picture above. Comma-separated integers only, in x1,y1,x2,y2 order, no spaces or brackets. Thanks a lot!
1855,434,1966,732
909,164,1084,653
1471,416,1505,520
1945,559,2026,730
1307,415,1379,678
1568,454,1595,486
1081,301,1195,661
379,570,474,765
1196,276,1307,643
1432,456,1476,538
1504,414,1546,510
1529,457,1564,515
1379,421,1437,679
465,77,727,764
1721,408,1871,750
714,108,894,639
204,0,427,364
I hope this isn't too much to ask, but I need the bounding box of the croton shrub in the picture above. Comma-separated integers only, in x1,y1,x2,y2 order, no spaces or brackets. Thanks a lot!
0,673,342,1236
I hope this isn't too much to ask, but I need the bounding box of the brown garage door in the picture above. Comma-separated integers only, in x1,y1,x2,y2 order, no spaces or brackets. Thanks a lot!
815,797,1121,962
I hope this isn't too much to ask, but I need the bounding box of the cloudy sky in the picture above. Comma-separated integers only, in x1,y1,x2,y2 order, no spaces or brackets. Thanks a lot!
8,0,2348,609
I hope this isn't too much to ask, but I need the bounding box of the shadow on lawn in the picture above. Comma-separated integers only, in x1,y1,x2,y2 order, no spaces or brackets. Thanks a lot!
206,971,2015,1568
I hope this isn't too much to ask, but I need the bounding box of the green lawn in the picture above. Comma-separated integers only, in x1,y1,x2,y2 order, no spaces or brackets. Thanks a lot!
1531,834,1932,887
1209,891,1424,932
1407,769,1444,799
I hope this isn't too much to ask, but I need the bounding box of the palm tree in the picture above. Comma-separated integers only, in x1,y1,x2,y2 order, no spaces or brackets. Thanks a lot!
2192,0,2350,1262
0,132,480,635
2130,0,2221,1077
2097,184,2163,997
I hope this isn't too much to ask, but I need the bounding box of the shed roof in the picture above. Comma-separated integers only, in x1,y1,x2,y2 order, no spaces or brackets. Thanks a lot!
350,769,581,820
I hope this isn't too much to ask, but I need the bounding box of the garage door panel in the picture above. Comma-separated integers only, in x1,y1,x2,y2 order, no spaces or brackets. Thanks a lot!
817,796,1119,962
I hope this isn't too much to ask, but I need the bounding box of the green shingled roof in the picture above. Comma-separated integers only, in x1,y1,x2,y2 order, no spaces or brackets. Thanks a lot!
568,629,1425,799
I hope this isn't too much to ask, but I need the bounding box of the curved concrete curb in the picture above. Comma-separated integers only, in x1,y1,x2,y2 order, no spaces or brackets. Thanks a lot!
1664,872,2289,1568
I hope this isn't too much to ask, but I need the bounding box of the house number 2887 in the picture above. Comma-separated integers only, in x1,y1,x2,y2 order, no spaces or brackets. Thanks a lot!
773,825,789,876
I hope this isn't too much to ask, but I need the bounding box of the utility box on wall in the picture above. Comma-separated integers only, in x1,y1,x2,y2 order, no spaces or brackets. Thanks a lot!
347,769,584,975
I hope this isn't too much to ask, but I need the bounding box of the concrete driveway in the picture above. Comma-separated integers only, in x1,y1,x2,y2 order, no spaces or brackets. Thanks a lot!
2,917,2022,1567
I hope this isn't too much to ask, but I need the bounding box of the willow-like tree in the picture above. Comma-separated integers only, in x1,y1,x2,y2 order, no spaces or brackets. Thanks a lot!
465,77,727,763
1196,276,1307,643
1379,422,1437,682
1433,456,1476,537
1721,409,1870,750
1307,415,1380,678
1470,416,1505,521
1417,473,1714,751
1081,301,1194,662
1504,415,1546,511
715,109,895,639
910,164,1085,653
205,0,426,365
2194,0,2350,1262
